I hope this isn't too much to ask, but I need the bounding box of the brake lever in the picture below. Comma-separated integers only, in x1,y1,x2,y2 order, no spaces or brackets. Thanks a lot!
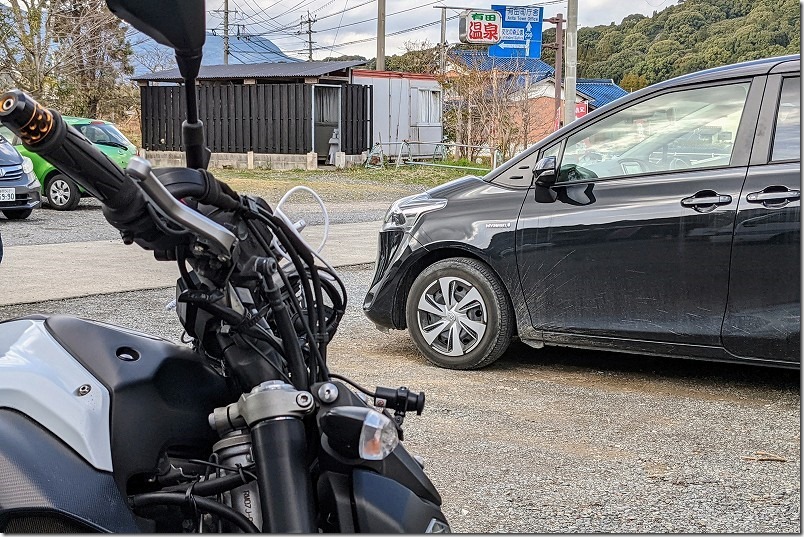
126,157,238,261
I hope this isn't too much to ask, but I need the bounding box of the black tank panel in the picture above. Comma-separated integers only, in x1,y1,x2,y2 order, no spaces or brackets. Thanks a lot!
43,314,233,493
0,409,143,532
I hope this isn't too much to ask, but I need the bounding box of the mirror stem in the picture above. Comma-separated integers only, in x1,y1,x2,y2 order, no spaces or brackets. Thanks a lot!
182,76,211,170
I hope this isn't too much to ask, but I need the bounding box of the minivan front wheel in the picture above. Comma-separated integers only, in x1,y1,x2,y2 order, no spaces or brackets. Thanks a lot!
46,174,80,211
406,257,513,370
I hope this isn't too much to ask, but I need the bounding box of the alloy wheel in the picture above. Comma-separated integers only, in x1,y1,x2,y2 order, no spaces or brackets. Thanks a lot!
49,179,71,207
415,276,487,357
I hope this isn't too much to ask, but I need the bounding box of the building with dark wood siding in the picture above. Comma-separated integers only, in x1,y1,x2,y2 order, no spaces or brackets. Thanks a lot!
133,60,372,164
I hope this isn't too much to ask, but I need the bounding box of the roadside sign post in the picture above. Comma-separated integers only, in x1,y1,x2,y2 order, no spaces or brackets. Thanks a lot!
488,5,544,59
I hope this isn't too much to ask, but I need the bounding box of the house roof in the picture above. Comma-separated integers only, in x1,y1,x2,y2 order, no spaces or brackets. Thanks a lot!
576,78,629,108
133,60,367,82
449,49,554,79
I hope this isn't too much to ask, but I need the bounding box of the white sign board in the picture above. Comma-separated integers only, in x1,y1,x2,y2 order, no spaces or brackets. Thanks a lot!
458,9,503,45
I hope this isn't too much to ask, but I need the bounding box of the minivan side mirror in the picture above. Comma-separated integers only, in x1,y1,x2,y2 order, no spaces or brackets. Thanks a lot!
533,156,557,187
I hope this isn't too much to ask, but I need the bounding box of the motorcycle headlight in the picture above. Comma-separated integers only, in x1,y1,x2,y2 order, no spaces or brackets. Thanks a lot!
382,193,447,232
21,156,34,174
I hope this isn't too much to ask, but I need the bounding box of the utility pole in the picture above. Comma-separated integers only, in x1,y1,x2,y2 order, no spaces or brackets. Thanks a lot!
301,11,317,61
563,0,578,127
377,0,386,70
223,0,229,65
213,0,237,65
440,7,447,74
544,13,565,131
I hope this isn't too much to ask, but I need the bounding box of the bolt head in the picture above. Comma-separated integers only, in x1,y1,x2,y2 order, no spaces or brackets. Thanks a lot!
77,384,92,396
317,382,339,403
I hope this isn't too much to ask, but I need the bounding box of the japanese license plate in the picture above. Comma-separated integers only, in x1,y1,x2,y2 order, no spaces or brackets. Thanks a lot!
0,188,14,202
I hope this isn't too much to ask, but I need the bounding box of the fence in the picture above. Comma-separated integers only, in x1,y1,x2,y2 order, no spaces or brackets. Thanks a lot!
140,83,372,156
362,140,501,171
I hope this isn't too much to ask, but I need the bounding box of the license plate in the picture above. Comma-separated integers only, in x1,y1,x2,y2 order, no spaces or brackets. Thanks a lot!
0,188,14,202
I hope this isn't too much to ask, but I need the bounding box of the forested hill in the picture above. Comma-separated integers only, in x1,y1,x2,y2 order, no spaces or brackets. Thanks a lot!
571,0,800,90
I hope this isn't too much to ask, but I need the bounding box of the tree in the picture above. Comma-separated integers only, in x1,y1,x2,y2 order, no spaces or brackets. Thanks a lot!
0,0,132,117
619,73,649,92
52,0,132,117
385,40,440,74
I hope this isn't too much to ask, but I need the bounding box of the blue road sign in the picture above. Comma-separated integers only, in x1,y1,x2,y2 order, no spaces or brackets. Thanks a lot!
488,4,544,59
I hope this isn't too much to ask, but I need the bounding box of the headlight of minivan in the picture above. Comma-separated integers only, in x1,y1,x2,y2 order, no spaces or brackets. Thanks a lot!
382,193,447,232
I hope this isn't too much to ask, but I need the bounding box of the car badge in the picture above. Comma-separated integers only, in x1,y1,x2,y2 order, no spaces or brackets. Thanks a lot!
0,168,6,177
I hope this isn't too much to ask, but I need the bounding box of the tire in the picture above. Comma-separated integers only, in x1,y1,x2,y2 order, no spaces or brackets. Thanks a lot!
2,209,33,220
45,174,81,211
405,257,514,370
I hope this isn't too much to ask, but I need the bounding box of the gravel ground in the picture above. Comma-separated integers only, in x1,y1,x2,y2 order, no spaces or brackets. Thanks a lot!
0,265,799,533
0,186,417,246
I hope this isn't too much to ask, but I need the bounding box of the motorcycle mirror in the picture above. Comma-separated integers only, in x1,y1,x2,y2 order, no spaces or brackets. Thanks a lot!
105,0,205,79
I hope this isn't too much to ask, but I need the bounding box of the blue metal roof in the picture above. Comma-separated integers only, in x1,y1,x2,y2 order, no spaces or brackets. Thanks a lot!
450,49,554,80
576,78,629,108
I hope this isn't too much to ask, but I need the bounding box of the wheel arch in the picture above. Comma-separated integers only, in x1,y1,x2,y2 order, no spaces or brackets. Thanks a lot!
393,244,517,337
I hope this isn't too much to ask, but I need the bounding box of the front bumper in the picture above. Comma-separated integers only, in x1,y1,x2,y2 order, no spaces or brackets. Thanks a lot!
363,229,427,330
0,184,42,211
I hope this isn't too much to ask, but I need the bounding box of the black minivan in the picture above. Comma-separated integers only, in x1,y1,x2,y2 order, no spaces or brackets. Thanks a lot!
0,133,41,220
364,55,800,370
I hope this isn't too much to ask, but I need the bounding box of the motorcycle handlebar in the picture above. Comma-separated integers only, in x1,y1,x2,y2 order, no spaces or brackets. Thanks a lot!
0,90,240,257
0,90,141,210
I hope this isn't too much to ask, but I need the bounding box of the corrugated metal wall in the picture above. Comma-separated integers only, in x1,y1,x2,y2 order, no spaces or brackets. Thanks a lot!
140,82,371,155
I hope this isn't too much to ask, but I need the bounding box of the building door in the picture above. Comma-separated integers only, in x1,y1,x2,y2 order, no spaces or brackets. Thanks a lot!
314,85,341,162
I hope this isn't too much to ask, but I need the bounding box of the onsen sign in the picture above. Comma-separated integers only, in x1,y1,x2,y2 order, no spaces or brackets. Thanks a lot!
459,9,502,45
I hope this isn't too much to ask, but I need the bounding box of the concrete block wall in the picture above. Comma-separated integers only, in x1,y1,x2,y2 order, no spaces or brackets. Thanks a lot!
140,150,319,171
140,150,369,170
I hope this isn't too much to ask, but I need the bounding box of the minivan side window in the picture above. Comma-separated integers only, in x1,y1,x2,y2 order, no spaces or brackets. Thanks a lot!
557,82,751,183
771,77,800,162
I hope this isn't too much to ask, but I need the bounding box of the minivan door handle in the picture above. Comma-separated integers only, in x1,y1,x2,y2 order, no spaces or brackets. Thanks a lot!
746,187,800,207
680,191,732,213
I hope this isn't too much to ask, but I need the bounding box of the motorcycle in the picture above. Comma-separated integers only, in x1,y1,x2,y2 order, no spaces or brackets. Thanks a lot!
0,0,450,533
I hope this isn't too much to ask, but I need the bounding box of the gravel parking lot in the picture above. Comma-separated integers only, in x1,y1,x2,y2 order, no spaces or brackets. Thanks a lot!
0,174,799,533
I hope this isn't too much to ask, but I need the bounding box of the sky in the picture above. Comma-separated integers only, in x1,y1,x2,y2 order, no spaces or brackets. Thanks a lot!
207,0,674,62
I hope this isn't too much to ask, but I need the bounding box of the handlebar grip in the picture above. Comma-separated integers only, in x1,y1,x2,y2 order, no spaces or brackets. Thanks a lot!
0,90,140,210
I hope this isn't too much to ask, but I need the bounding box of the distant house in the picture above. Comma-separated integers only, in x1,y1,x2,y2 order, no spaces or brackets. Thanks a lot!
352,69,443,158
133,60,372,168
447,50,629,147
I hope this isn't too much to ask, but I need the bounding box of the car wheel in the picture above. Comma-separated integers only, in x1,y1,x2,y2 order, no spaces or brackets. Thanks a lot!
405,257,514,370
46,174,80,211
2,209,33,220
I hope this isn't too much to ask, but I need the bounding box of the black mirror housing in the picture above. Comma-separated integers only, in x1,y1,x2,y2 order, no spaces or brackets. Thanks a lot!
106,0,205,78
533,156,557,187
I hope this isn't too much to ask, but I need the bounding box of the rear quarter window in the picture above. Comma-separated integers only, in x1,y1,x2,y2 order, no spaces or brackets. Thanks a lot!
771,77,800,162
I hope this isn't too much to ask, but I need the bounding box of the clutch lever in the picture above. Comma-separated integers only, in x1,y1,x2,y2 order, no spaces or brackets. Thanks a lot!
126,156,238,261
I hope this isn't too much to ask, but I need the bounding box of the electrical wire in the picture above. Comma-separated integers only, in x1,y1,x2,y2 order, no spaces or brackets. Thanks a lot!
283,14,459,54
329,373,375,397
327,0,350,56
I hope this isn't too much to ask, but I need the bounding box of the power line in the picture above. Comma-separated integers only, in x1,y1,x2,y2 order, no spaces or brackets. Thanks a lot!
316,0,374,21
315,0,445,33
327,0,349,56
284,14,460,54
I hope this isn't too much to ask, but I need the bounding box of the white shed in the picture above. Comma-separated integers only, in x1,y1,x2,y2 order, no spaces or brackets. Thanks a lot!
352,69,443,158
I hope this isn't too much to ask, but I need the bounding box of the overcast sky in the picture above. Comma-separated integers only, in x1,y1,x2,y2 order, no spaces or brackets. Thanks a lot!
207,0,672,61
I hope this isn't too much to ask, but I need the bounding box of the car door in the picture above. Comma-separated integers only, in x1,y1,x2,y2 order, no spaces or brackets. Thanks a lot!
722,72,801,363
515,78,763,348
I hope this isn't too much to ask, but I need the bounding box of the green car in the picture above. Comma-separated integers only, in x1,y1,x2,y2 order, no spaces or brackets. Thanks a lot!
0,117,137,210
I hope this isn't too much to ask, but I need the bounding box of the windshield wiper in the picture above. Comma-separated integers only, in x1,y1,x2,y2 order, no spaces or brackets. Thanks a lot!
95,140,129,150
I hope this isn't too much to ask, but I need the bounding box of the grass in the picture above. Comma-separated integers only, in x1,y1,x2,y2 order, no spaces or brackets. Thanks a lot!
210,164,487,201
